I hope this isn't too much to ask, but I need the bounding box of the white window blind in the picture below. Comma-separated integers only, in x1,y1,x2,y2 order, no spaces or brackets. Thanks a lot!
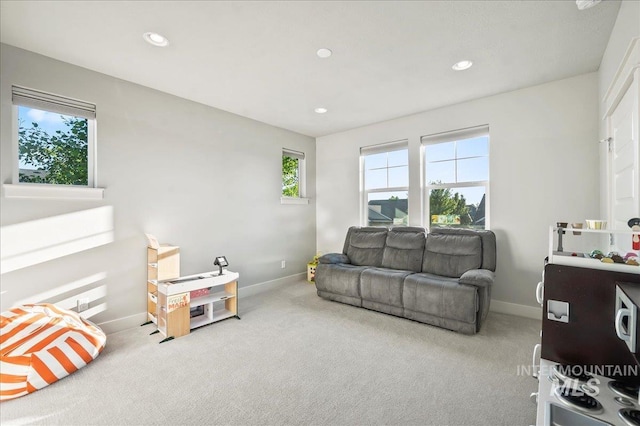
360,139,408,156
12,85,96,119
421,125,488,145
283,148,305,160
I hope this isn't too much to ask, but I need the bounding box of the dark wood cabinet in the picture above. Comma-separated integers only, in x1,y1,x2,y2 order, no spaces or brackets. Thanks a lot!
541,264,640,383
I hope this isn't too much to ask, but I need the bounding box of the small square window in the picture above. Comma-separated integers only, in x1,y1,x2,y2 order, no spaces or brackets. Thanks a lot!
12,86,96,187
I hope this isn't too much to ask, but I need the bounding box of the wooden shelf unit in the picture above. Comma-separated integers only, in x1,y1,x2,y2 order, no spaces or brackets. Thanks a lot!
145,245,180,326
156,270,239,341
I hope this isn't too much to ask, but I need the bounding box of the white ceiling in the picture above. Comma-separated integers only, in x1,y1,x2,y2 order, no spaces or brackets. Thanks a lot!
0,1,621,137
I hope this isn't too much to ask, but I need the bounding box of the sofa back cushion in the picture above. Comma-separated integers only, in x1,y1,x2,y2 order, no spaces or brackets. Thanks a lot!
422,232,483,278
381,227,426,272
343,227,388,267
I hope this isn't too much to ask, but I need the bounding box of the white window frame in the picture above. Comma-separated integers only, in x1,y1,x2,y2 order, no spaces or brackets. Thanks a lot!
422,125,490,229
281,148,308,205
5,86,102,200
360,140,409,227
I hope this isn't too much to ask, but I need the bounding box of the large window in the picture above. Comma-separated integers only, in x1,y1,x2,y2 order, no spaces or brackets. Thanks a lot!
423,126,489,229
12,86,96,187
282,148,305,198
361,140,409,227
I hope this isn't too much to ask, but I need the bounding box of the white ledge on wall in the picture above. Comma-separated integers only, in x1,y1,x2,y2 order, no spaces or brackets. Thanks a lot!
3,183,104,200
280,197,309,205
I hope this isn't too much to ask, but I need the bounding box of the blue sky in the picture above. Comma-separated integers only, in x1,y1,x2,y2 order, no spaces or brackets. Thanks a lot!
19,106,71,135
18,106,79,170
365,136,489,206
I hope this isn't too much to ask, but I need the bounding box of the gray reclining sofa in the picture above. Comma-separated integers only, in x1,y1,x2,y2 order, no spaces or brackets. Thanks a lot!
315,226,497,334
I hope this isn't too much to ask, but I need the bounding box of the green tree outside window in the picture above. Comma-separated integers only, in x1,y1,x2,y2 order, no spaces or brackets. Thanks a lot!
18,115,88,185
429,187,472,226
282,155,299,197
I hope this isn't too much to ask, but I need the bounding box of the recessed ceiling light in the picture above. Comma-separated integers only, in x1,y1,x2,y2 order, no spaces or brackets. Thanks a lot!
143,32,169,47
576,0,601,10
316,48,332,58
452,60,473,71
314,107,328,114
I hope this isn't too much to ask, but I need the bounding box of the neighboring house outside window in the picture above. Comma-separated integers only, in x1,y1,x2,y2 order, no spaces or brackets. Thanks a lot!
282,148,306,198
422,126,489,230
12,86,97,187
361,140,409,227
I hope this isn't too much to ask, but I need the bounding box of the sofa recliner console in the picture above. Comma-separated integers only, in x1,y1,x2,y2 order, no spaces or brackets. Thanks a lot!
315,226,497,334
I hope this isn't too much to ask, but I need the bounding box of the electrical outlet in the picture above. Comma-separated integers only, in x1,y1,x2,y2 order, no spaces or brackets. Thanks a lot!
281,260,286,269
77,298,90,312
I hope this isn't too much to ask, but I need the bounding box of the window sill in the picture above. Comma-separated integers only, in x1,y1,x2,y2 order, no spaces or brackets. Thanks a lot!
280,197,309,205
3,183,104,200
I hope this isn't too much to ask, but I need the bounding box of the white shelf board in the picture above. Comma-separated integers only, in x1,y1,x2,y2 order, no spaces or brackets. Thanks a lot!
190,309,235,329
551,255,640,274
3,183,104,200
552,227,639,235
158,271,239,295
190,291,235,308
281,197,310,205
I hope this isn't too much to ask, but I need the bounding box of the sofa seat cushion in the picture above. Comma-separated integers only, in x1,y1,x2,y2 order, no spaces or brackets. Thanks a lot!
422,233,482,278
314,263,368,298
360,268,413,308
344,227,388,267
381,228,426,272
403,273,478,324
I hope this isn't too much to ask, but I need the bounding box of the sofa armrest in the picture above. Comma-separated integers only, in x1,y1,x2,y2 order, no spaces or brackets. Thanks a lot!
460,269,494,331
319,253,350,264
459,269,495,288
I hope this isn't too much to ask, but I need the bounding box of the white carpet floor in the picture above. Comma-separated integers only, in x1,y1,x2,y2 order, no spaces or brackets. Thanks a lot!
1,280,541,425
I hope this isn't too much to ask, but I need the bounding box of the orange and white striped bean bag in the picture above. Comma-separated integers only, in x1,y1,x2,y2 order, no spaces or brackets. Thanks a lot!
0,303,106,401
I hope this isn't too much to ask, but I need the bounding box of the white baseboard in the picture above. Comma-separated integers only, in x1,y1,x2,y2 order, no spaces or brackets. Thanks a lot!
97,312,147,335
490,300,542,320
238,272,306,298
100,273,306,335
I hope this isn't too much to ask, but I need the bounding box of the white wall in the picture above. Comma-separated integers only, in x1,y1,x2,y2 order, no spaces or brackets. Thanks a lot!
316,73,599,309
598,0,640,217
0,44,316,331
